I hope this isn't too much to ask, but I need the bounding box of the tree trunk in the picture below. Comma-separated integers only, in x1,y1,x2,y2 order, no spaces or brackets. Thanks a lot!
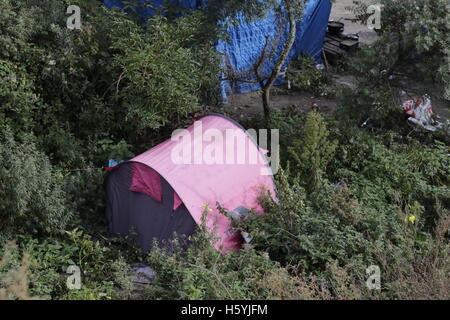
262,88,271,119
261,4,297,120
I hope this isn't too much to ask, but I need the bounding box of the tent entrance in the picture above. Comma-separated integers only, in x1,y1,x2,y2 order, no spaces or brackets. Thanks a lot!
106,162,197,251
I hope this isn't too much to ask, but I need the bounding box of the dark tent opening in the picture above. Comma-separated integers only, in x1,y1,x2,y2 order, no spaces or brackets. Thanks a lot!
106,162,197,251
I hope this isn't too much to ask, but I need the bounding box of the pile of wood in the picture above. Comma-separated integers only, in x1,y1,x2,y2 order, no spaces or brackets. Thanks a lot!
323,21,360,61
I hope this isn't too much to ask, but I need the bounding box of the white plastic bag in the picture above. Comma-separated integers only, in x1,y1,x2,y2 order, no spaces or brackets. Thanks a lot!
401,95,437,131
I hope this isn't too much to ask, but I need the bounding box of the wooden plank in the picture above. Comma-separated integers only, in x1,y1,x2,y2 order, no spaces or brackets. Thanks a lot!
326,40,342,48
340,39,359,47
325,34,345,42
323,43,346,56
325,31,360,56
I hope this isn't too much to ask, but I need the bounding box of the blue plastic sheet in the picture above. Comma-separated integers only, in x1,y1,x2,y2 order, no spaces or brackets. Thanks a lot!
103,0,331,101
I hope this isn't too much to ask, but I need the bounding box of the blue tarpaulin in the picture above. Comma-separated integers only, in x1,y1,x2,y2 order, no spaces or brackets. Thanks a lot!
103,0,331,101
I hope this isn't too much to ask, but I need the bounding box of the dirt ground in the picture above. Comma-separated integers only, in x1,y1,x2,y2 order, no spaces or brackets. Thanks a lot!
226,1,449,122
329,0,378,45
226,88,339,120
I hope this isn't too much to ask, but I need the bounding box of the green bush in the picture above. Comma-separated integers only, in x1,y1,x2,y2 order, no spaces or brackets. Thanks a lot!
0,60,41,134
288,111,337,192
287,54,330,95
145,229,305,300
0,0,448,301
351,0,450,99
0,230,139,300
330,127,450,228
111,12,219,133
0,131,71,238
233,170,370,273
228,110,449,299
0,241,38,300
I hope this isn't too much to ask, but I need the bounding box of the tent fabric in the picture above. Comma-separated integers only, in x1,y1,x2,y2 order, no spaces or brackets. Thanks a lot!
106,115,277,252
129,162,162,203
102,0,332,101
173,191,183,211
130,115,276,252
106,162,197,251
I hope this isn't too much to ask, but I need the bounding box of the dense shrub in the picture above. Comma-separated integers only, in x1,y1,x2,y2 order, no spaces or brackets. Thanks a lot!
111,12,219,133
0,60,41,134
0,0,219,149
232,170,370,273
145,226,312,300
288,111,337,192
228,110,449,299
0,230,141,300
330,127,450,229
0,131,71,239
0,241,38,300
0,0,448,301
352,0,450,99
287,55,331,95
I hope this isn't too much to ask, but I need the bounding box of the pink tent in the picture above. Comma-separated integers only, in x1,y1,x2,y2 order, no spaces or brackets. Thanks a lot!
106,114,276,252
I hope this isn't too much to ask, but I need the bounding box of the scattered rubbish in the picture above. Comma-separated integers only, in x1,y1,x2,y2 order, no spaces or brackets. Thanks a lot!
228,206,252,221
381,69,408,80
345,33,360,42
131,263,156,285
401,95,447,132
315,63,326,70
360,118,371,128
333,75,357,90
104,159,125,172
241,232,252,244
328,21,344,35
340,39,359,51
226,206,253,244
360,95,449,133
108,159,125,167
324,21,360,62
